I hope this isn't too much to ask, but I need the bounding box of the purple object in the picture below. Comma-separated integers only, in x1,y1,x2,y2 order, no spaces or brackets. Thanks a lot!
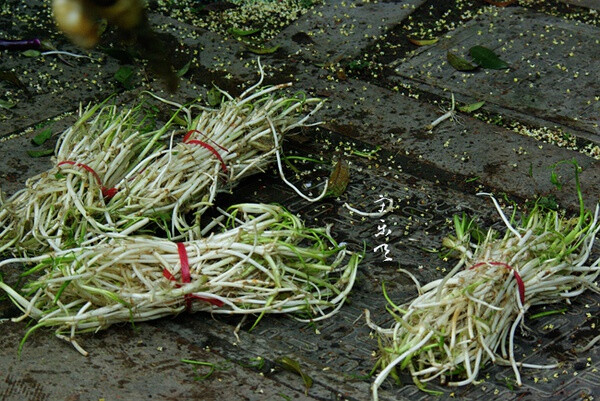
0,38,42,50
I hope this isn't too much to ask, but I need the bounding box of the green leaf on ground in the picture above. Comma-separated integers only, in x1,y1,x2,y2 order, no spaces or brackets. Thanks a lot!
207,87,223,107
27,148,54,158
326,159,350,197
32,128,52,145
114,66,134,89
22,49,41,58
408,37,439,46
276,357,313,394
348,60,369,70
0,99,16,109
176,60,192,77
469,46,509,69
458,101,485,113
39,40,56,51
447,52,477,71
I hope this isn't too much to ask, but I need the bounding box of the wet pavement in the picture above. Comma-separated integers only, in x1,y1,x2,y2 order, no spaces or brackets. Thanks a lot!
2,0,600,400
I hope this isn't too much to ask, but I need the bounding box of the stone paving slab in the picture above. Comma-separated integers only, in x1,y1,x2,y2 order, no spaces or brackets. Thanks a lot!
282,0,426,64
286,64,598,209
0,51,126,138
394,6,600,144
560,0,600,10
0,316,317,401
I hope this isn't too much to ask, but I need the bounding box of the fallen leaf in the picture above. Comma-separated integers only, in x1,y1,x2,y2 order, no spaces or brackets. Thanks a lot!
207,87,223,107
469,46,509,69
447,52,477,71
27,148,54,158
276,357,313,394
176,60,192,78
347,60,369,70
22,49,41,57
0,99,16,109
458,101,485,113
408,37,439,46
326,159,350,197
32,128,52,145
114,66,134,89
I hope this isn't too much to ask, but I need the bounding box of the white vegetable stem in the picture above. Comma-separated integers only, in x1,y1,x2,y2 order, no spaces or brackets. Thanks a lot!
426,93,457,131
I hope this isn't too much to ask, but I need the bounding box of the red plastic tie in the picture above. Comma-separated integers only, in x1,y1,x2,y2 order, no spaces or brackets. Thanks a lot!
162,243,224,309
184,129,229,152
162,268,176,282
183,130,228,173
470,261,525,304
177,243,193,310
57,161,118,200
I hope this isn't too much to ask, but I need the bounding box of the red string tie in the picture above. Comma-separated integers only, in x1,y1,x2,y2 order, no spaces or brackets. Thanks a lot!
470,261,525,304
183,130,228,172
57,161,118,200
162,243,224,309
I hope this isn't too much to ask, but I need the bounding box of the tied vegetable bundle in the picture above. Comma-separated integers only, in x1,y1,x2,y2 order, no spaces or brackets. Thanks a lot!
114,71,322,236
0,63,322,255
369,183,600,399
0,101,169,256
0,203,360,355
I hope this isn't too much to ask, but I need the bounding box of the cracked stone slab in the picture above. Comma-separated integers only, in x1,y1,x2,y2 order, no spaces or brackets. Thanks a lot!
393,7,600,143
